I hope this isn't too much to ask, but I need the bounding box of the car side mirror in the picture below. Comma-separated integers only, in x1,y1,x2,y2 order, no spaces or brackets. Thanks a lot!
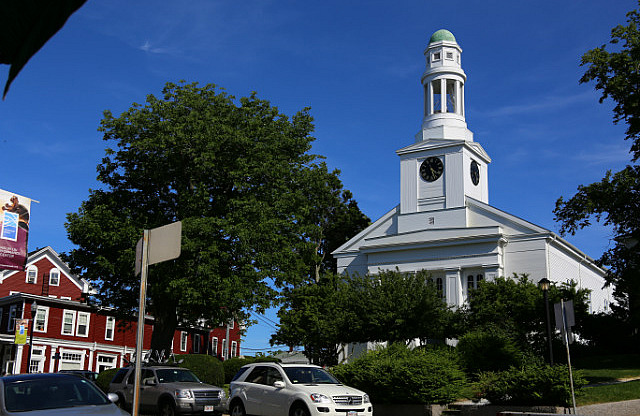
273,380,285,389
143,378,157,386
107,393,119,403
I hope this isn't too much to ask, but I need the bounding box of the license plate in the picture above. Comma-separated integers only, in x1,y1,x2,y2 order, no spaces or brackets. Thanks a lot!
348,412,359,416
204,405,214,412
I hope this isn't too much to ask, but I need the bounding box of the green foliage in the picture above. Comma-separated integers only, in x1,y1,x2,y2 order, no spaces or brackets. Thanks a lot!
64,81,368,351
330,344,467,405
555,3,640,339
176,354,224,387
95,368,119,393
456,328,522,374
273,270,453,366
459,274,591,355
476,364,586,407
223,356,278,384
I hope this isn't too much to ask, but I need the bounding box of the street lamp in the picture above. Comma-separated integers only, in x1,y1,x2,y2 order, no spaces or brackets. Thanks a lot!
26,300,37,373
538,278,554,365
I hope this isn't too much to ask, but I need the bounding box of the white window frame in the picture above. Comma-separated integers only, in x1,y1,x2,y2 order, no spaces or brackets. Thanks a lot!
231,341,238,358
228,320,234,330
49,268,60,286
76,311,90,337
211,337,218,356
193,334,200,353
180,331,187,352
34,306,49,333
26,266,37,284
105,316,115,341
432,52,441,61
222,339,228,359
7,305,17,332
29,347,45,373
96,354,117,372
61,310,76,335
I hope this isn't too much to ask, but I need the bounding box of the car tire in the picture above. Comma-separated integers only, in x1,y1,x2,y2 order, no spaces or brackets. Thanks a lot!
158,399,176,416
291,404,310,416
229,400,246,416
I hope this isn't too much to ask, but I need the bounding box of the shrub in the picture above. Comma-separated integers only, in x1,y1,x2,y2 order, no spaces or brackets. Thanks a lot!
330,343,467,405
95,368,119,393
476,364,586,407
223,356,279,383
457,328,522,374
176,354,224,386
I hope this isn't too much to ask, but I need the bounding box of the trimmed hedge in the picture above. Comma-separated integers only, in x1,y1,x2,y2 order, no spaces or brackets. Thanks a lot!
330,343,467,405
176,354,225,387
95,368,119,393
457,328,522,374
476,364,586,407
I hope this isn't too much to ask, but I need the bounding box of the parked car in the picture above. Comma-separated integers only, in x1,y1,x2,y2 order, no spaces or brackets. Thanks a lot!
228,362,373,416
0,372,129,415
109,365,226,415
58,369,99,382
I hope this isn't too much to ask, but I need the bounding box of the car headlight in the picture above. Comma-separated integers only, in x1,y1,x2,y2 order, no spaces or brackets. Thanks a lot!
219,390,226,399
175,389,193,399
309,393,332,404
363,394,370,404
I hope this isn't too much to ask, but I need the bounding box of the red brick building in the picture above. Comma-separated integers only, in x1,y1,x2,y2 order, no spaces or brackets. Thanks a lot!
0,247,241,374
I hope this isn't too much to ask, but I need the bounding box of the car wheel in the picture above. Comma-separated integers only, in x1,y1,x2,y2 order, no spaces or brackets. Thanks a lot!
291,404,310,416
158,400,176,416
230,400,246,416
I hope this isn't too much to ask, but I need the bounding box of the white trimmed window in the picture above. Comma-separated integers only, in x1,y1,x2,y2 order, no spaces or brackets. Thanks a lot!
180,331,188,352
105,316,115,341
49,269,60,286
211,337,218,356
61,310,76,335
76,312,90,337
228,320,234,330
193,334,200,353
7,305,17,331
231,341,238,358
34,306,49,332
26,266,37,284
97,354,117,372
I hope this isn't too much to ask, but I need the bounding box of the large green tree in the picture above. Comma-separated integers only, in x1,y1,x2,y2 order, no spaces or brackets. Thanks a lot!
272,270,452,365
554,3,640,335
65,81,368,352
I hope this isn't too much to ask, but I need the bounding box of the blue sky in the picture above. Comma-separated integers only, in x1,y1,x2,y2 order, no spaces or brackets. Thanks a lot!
0,0,636,354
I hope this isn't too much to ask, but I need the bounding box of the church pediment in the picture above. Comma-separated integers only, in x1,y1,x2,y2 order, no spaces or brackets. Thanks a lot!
396,139,491,163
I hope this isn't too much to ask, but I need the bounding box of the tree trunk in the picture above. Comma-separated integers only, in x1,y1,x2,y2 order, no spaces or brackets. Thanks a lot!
149,303,179,359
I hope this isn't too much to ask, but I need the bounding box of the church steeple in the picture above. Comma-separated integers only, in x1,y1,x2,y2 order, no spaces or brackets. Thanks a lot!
417,29,473,142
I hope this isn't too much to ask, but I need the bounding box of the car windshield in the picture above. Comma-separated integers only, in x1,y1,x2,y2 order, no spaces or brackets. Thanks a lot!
4,377,110,412
156,368,201,383
283,367,341,385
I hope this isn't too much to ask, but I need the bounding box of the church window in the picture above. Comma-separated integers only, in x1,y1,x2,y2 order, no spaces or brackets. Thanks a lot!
432,52,441,61
446,51,454,60
436,277,444,297
432,81,442,113
446,79,457,113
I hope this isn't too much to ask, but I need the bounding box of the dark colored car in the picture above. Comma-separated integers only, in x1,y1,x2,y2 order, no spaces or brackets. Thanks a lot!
58,369,99,382
0,373,129,415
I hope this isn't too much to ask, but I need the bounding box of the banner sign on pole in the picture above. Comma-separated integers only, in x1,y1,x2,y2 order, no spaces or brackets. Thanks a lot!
0,190,31,271
14,319,28,345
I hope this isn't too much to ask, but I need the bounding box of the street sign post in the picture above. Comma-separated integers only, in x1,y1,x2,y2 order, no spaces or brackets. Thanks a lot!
554,299,577,414
132,221,181,416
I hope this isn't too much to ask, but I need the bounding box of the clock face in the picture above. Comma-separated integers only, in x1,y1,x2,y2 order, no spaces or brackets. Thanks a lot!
470,160,480,186
420,157,443,182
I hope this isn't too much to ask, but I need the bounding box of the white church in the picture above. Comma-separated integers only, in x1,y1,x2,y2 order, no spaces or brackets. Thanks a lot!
332,29,611,316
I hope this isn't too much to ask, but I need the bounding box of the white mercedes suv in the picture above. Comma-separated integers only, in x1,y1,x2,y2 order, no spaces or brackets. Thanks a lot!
228,362,372,416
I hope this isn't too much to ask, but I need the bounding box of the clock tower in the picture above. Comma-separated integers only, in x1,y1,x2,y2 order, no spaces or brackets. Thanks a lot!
397,29,490,224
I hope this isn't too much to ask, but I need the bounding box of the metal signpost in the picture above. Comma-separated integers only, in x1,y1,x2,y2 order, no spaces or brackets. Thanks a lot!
554,299,577,414
132,221,181,416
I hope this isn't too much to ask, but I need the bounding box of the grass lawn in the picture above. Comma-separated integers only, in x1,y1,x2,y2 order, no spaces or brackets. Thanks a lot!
573,354,640,405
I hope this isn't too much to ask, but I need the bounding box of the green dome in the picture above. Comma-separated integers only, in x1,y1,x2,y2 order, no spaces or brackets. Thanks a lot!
429,29,456,44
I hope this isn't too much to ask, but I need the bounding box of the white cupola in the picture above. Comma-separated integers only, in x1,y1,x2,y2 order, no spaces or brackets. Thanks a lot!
416,29,473,142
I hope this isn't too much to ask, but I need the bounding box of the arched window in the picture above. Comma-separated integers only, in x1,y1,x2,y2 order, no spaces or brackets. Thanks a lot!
49,268,60,286
25,266,37,284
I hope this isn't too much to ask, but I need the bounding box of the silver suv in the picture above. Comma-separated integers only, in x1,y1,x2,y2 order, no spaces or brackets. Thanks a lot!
109,365,226,415
229,362,372,416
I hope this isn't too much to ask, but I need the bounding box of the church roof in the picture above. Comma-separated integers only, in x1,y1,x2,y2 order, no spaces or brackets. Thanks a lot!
429,29,456,44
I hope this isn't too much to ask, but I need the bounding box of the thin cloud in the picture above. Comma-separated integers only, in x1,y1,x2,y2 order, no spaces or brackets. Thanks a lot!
572,142,631,166
481,90,594,118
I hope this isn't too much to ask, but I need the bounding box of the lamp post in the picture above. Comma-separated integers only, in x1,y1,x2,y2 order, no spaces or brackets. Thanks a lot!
538,278,554,365
26,300,37,373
